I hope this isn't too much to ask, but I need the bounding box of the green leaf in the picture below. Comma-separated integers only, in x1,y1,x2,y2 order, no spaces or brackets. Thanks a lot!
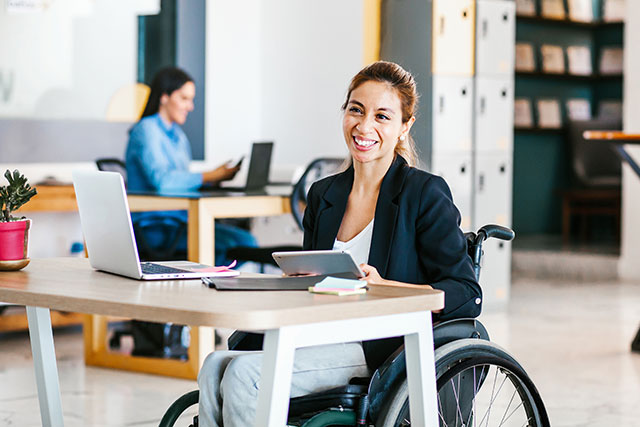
0,169,37,222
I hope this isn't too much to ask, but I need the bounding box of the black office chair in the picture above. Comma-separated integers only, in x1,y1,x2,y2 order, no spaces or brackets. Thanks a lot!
95,158,190,358
561,118,622,243
226,157,345,269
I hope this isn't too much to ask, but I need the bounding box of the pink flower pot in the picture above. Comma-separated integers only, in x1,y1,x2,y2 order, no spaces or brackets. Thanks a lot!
0,219,30,261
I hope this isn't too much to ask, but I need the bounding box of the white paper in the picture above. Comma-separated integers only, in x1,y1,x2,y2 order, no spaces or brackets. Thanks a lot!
515,43,536,72
516,0,536,16
599,47,624,75
566,99,592,121
537,99,562,128
541,0,566,19
599,100,623,120
541,45,565,74
514,99,534,128
567,46,592,75
603,0,625,22
567,0,594,22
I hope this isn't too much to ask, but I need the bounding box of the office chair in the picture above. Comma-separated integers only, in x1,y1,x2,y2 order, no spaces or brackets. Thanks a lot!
95,158,190,358
226,158,345,269
561,117,622,243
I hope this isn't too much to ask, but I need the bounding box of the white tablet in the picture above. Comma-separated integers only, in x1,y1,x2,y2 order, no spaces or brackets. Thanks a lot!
272,250,365,278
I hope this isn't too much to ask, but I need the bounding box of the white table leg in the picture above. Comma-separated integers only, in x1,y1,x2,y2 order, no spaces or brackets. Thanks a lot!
26,306,64,427
404,311,438,427
254,327,296,427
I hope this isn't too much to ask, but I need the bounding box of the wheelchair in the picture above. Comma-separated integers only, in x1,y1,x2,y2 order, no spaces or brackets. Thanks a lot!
160,224,550,427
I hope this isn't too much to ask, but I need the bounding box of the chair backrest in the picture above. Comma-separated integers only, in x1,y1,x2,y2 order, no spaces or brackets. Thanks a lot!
290,158,345,230
566,117,622,187
96,158,128,186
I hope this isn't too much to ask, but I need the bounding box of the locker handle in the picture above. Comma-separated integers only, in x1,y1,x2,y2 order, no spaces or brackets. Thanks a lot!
480,97,486,114
462,9,468,18
440,16,445,35
478,173,485,191
501,89,507,97
482,19,488,38
460,165,466,174
499,164,506,173
439,95,445,113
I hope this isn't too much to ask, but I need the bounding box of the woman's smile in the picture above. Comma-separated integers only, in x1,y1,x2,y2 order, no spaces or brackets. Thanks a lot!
353,135,379,151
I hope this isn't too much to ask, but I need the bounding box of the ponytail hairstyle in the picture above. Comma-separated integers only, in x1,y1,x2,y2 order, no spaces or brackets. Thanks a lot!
341,61,419,166
140,67,194,119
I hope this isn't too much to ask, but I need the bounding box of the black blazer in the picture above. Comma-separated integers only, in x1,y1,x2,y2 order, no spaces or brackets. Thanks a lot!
303,155,481,369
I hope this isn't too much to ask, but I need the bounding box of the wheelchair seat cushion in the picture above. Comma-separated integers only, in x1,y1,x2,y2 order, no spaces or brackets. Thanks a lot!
287,384,367,422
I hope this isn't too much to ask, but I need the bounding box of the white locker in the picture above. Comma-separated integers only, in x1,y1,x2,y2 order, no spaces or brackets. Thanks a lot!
475,0,516,77
431,152,473,231
432,0,476,76
473,152,512,229
478,238,511,309
432,76,474,154
475,77,514,152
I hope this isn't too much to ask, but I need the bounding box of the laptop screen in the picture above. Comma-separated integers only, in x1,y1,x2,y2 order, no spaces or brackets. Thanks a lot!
245,142,273,190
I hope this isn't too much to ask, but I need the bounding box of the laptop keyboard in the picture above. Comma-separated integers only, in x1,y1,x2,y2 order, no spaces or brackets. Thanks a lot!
141,263,187,275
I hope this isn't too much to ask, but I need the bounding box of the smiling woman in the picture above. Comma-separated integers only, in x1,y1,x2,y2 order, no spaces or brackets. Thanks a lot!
195,61,482,427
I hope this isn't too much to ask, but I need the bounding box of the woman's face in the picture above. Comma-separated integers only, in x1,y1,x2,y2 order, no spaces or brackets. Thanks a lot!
342,80,413,166
159,81,195,125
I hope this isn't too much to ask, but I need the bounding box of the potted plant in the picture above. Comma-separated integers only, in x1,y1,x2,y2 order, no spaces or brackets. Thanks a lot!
0,170,37,270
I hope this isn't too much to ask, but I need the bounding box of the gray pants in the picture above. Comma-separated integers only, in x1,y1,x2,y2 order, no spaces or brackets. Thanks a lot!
197,342,370,427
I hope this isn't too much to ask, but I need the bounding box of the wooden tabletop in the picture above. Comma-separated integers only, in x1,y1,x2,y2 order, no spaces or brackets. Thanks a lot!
0,258,444,330
583,131,640,142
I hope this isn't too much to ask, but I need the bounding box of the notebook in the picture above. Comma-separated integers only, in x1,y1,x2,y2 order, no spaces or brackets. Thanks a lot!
219,141,273,191
72,170,239,280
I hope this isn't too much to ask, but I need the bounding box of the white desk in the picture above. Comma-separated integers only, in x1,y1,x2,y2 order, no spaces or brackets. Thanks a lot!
0,258,444,426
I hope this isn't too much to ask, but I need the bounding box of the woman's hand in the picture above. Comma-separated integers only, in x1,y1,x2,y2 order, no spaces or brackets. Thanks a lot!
202,162,240,183
360,263,433,290
360,264,390,285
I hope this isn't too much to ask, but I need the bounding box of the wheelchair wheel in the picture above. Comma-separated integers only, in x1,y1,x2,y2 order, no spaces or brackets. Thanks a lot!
378,339,549,427
158,390,199,427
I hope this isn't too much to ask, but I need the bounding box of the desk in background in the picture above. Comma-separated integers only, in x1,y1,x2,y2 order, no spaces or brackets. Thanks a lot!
16,185,292,379
0,258,444,427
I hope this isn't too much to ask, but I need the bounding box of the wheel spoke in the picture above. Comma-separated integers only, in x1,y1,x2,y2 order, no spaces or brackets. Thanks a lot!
477,368,509,427
497,388,518,426
467,364,486,427
449,374,464,426
438,388,450,427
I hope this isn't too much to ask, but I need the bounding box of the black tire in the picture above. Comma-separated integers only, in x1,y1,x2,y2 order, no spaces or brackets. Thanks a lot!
159,390,199,427
377,340,549,427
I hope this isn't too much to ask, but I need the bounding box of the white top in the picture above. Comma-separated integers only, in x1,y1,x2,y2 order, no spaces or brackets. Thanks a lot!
332,220,374,266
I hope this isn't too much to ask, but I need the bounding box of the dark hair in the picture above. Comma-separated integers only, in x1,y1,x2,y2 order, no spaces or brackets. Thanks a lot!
342,61,419,166
140,67,194,119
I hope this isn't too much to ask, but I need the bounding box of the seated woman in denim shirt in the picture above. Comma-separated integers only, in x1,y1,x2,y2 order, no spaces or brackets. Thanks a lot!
126,67,256,265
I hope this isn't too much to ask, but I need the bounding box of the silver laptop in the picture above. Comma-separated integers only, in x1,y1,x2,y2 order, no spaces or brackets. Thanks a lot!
219,141,273,191
72,170,236,280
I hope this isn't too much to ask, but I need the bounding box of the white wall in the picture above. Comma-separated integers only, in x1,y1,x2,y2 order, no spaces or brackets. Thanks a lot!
619,1,640,279
0,0,157,119
205,0,365,169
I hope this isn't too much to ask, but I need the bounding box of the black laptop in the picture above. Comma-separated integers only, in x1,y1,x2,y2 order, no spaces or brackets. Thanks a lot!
219,142,273,192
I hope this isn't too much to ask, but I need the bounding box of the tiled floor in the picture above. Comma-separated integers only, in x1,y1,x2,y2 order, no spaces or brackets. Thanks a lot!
1,277,640,426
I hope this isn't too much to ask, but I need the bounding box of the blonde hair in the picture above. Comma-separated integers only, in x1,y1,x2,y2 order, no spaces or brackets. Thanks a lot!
342,61,419,166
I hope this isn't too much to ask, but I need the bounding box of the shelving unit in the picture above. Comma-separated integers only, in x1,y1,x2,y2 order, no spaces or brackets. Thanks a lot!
512,3,624,236
516,15,623,29
516,71,622,82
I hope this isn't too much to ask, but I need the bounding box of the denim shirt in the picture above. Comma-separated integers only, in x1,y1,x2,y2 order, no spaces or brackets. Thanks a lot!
125,113,202,193
125,114,202,226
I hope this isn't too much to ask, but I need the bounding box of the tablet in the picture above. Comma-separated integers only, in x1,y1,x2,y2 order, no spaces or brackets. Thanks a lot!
272,250,365,278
